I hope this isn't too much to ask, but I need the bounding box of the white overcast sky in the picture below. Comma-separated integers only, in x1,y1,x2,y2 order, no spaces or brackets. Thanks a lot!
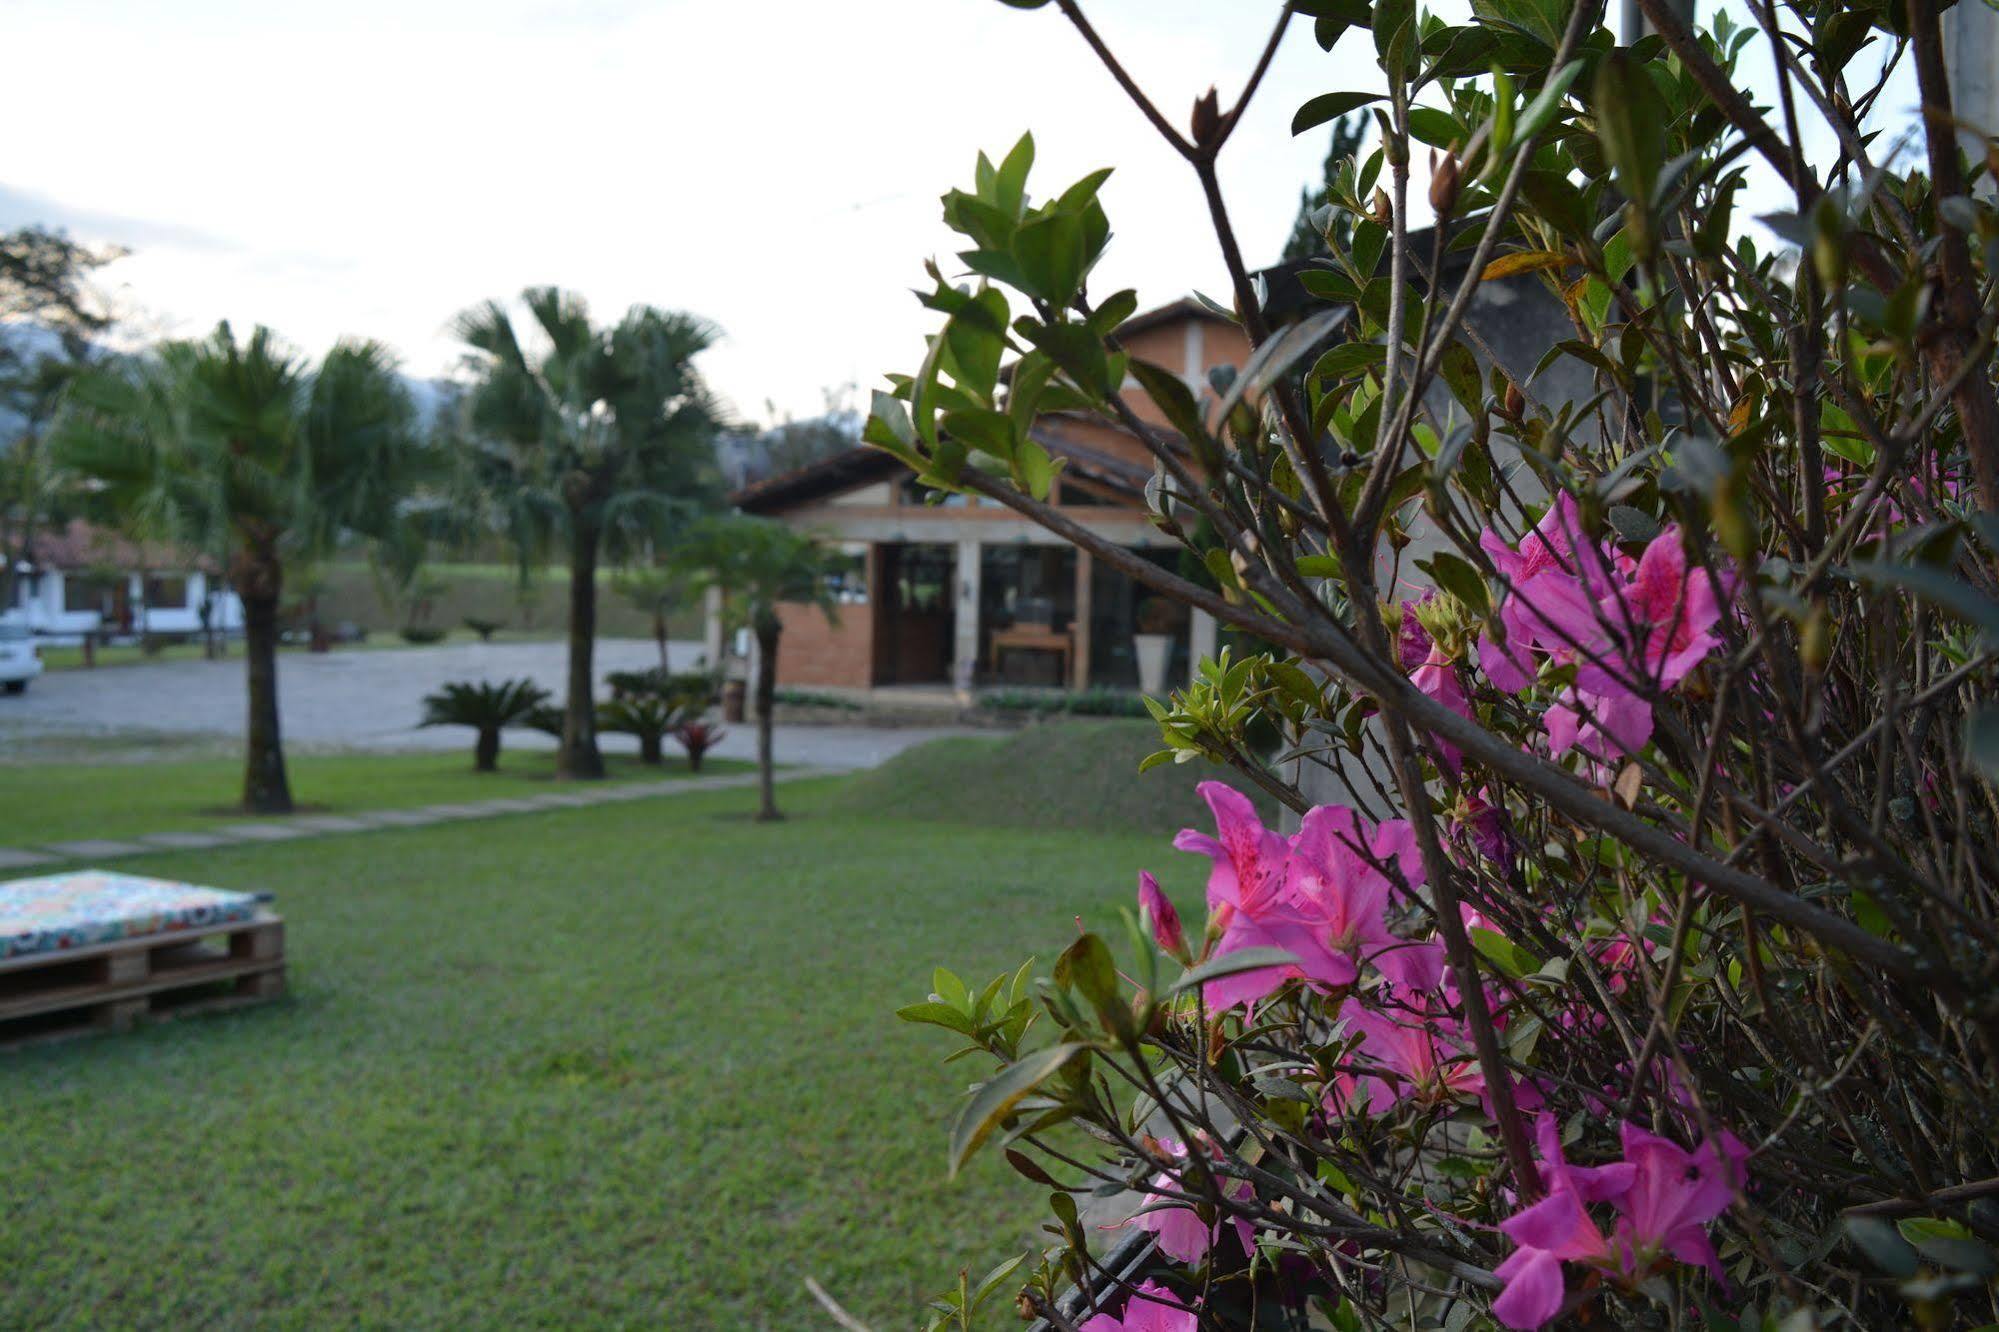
0,0,1913,424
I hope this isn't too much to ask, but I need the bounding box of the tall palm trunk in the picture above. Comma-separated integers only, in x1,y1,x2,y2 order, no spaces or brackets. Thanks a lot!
240,586,292,813
754,614,781,821
475,726,502,772
560,516,606,779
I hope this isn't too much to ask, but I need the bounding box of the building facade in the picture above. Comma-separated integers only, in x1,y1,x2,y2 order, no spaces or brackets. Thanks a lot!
5,520,244,644
730,300,1247,692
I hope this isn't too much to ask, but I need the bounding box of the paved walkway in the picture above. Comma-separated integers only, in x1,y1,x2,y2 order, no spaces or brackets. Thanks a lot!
0,637,986,768
0,767,842,871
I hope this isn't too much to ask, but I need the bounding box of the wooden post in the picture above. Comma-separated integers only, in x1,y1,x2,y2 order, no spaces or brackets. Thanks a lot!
94,949,150,1030
232,916,287,999
1072,548,1093,690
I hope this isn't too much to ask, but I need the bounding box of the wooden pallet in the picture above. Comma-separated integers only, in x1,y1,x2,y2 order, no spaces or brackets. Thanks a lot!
0,909,284,1049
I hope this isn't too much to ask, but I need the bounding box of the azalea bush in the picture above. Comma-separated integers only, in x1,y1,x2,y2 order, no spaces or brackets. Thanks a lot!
880,0,1999,1328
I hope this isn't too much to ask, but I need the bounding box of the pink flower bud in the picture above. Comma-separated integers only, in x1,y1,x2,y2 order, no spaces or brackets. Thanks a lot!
1138,871,1185,957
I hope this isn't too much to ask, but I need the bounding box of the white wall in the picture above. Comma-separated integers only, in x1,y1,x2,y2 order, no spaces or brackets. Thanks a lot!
7,568,244,643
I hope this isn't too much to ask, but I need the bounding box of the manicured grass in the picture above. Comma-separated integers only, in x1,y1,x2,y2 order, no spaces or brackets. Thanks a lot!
832,718,1277,837
0,780,1201,1329
0,749,746,845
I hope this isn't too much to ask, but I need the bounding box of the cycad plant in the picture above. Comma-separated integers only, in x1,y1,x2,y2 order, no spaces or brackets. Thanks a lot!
53,323,428,812
452,288,722,781
596,693,684,765
418,677,550,771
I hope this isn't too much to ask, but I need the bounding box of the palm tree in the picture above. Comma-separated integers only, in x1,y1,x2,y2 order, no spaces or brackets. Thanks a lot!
671,515,843,821
52,323,425,812
452,289,721,781
420,678,551,771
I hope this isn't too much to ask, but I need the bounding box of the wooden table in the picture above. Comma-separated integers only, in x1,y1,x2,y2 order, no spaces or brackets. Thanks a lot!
988,624,1073,681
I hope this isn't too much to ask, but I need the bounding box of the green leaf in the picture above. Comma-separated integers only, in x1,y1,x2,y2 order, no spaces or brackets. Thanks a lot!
1013,212,1087,307
1593,52,1667,208
1016,438,1058,501
1512,59,1585,145
933,967,971,1010
1055,932,1121,1022
994,133,1035,216
1129,360,1216,461
1292,91,1385,136
897,1001,978,1035
1425,550,1490,616
1168,948,1302,996
948,1043,1086,1175
1309,340,1388,383
1406,106,1464,148
1468,925,1536,979
1438,342,1482,414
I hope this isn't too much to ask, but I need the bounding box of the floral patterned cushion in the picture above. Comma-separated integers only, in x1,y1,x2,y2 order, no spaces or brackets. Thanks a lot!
0,870,261,961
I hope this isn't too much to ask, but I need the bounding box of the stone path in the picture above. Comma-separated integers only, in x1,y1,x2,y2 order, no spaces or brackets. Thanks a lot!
0,767,841,870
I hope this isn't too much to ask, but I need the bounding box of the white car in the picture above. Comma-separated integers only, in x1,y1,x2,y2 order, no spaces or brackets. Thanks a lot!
0,621,43,694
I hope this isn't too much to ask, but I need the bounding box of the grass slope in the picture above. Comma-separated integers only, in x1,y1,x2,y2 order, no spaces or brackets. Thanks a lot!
0,750,745,845
0,780,1203,1329
829,719,1276,837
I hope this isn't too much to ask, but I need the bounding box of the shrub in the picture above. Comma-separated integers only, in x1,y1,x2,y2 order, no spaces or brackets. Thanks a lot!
520,702,565,738
417,678,549,771
463,617,502,642
606,667,718,710
596,694,686,765
671,719,724,772
770,687,863,711
981,687,1149,719
398,625,448,645
878,2,1999,1328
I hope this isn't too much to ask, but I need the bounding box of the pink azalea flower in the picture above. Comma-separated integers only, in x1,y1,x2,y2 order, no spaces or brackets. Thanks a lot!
1609,1121,1749,1281
1336,992,1485,1111
1079,1280,1197,1332
1478,495,1608,691
1492,1118,1747,1328
1120,1138,1256,1265
1285,803,1425,974
1397,595,1472,773
1137,871,1186,959
1575,526,1726,696
1458,789,1517,878
1174,784,1357,1011
1545,684,1654,763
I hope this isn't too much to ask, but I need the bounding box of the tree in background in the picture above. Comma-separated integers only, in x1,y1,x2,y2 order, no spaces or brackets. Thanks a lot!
0,226,124,611
53,324,424,812
453,288,722,780
611,563,690,669
670,515,842,821
1279,111,1367,261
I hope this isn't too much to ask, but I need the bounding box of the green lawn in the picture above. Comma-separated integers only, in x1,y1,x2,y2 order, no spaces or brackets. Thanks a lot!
0,779,1199,1329
0,750,746,845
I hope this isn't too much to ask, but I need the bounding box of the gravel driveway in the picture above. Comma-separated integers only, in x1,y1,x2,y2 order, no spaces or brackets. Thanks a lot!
0,638,979,770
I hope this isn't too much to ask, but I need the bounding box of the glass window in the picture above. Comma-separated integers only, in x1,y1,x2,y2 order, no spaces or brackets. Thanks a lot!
146,575,189,608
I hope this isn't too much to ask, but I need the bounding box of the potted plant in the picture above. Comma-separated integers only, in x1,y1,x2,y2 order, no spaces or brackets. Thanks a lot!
1131,597,1179,695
